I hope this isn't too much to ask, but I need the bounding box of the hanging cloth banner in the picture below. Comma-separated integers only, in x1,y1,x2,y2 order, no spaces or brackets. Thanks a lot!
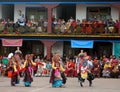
113,42,120,59
71,40,94,48
2,39,23,46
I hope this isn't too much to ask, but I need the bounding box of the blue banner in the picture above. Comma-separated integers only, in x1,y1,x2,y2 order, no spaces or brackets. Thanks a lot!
71,40,94,48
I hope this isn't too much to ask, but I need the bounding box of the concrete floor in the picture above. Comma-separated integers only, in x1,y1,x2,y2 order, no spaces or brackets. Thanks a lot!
0,77,120,92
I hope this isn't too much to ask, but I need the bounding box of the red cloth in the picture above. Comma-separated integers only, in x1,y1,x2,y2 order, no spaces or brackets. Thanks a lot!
37,62,44,66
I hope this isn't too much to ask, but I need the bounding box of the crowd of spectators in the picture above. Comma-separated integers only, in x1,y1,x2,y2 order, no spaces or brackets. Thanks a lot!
0,15,119,35
0,53,120,79
52,16,119,34
63,54,120,78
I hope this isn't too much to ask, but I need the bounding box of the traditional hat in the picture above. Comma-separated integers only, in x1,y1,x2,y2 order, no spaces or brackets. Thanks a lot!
8,53,14,59
78,50,84,57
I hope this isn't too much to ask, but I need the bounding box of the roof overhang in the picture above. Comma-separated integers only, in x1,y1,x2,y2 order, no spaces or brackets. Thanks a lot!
0,0,120,4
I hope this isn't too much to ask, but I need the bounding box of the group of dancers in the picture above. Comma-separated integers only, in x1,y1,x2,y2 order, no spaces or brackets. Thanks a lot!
6,49,94,87
49,50,94,87
7,51,43,87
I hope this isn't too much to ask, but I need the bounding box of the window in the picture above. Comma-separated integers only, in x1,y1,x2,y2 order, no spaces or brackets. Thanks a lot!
26,7,47,21
87,7,111,21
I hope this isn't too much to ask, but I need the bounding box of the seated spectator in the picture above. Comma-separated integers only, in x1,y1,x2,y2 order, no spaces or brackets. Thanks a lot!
110,64,119,78
106,18,115,33
60,24,67,34
1,19,7,26
29,24,37,33
111,55,118,67
54,24,61,34
43,19,48,27
36,25,43,33
93,20,98,34
19,14,26,26
71,20,77,29
114,20,119,33
102,60,111,78
97,20,105,33
81,19,87,33
65,20,71,30
26,19,32,27
86,21,93,34
92,58,100,78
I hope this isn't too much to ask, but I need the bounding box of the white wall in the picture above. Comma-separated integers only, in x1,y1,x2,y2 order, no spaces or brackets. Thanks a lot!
76,4,87,21
14,4,26,22
111,7,119,21
53,8,57,18
76,4,119,21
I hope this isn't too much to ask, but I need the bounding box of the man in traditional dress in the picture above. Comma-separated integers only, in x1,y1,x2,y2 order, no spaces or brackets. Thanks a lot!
78,51,94,87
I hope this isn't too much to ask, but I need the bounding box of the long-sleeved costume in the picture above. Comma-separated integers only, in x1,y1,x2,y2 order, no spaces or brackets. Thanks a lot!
49,57,66,87
23,60,34,86
78,58,94,87
11,62,20,86
22,58,43,87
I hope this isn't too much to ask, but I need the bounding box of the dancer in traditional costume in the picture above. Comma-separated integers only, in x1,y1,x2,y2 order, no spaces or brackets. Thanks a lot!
7,53,21,86
78,52,94,87
49,51,67,87
22,54,43,87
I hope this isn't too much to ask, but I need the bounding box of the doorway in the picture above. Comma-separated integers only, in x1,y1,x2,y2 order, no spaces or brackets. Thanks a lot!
60,4,76,22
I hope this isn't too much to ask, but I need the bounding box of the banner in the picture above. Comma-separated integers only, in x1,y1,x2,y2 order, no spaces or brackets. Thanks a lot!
71,40,94,48
113,42,120,59
2,39,23,46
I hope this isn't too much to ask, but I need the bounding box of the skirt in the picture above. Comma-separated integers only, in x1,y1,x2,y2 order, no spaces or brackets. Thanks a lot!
52,80,63,87
24,81,31,87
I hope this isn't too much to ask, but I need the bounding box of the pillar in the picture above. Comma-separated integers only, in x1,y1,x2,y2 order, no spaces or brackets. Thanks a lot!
41,40,56,60
42,4,58,33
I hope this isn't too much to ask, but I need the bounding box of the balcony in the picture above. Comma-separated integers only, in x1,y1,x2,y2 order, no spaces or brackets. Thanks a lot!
0,19,120,40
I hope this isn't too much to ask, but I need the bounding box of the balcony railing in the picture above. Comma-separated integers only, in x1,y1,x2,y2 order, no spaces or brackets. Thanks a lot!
0,20,119,37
